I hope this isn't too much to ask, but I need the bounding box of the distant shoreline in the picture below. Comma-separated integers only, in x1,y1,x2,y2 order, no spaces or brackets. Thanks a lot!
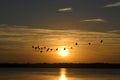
0,63,120,68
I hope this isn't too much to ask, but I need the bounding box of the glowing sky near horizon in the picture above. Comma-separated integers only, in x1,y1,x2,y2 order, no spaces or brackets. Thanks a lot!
0,0,120,63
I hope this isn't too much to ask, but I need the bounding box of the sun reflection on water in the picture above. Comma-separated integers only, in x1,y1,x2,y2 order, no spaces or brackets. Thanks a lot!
59,68,67,80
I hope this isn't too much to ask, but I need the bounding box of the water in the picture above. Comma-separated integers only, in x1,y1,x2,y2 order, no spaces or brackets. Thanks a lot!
0,68,120,80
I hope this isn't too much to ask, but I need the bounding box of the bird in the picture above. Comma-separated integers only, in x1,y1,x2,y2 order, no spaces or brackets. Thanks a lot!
88,43,91,45
64,48,66,50
46,48,49,52
70,47,72,49
100,40,103,43
75,42,78,45
56,48,58,51
37,46,39,48
40,51,43,53
35,47,38,50
32,46,34,48
44,46,46,49
38,47,40,50
50,49,53,51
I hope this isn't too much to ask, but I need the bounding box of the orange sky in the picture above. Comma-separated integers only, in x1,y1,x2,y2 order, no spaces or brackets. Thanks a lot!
0,0,120,63
0,27,120,63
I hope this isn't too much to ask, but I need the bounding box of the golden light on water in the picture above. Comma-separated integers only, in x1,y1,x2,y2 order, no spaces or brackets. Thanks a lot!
59,68,67,80
60,74,66,80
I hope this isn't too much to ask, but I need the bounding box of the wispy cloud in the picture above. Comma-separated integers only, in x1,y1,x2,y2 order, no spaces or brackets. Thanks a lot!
108,30,120,34
81,18,105,22
104,1,120,8
58,8,73,12
0,24,120,45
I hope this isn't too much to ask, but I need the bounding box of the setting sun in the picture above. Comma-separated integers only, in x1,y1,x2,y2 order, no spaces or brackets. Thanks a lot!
59,50,68,57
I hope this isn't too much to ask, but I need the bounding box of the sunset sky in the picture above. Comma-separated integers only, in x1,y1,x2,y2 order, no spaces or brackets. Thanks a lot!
0,0,120,63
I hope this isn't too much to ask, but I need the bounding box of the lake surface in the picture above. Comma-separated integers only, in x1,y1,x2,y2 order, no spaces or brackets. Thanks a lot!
0,68,120,80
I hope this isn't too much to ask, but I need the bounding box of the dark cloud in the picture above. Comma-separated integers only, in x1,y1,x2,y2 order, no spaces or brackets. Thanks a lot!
0,0,119,32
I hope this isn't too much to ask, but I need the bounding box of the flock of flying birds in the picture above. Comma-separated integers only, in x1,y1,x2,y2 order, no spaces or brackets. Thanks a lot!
32,40,103,53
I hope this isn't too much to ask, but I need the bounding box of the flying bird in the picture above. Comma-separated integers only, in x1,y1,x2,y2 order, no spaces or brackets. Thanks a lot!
75,42,78,45
44,46,46,49
37,46,39,48
56,48,58,51
46,48,50,52
100,40,103,43
32,46,34,48
88,43,91,45
35,47,38,50
70,47,72,49
40,51,43,53
50,49,53,51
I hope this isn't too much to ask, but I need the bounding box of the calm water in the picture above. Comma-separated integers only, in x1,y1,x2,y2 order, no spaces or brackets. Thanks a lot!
0,68,120,80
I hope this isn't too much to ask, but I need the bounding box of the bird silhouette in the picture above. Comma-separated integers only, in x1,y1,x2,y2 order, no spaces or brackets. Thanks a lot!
37,46,39,48
44,46,46,49
50,49,53,51
88,43,91,45
40,51,43,53
70,47,73,49
64,48,66,50
32,46,34,48
46,48,49,52
56,48,58,51
100,40,103,43
41,48,43,50
75,42,78,45
35,47,38,50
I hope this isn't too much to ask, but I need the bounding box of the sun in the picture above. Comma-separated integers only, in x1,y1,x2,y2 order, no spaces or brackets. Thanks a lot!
59,50,68,57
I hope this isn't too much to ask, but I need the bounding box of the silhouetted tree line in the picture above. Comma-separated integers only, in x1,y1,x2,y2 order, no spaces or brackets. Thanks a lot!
0,63,120,68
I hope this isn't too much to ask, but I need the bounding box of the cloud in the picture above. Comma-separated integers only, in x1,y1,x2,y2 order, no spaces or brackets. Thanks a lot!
58,8,73,12
0,24,120,44
104,2,120,8
108,30,120,34
81,18,105,22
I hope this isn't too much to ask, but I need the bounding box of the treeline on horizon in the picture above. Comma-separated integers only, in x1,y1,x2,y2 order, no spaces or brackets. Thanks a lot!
0,63,120,68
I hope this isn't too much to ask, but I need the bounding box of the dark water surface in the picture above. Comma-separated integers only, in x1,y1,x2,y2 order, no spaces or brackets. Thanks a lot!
0,68,120,80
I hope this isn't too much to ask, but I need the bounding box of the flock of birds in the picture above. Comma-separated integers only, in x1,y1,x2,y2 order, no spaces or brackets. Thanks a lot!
32,40,103,53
